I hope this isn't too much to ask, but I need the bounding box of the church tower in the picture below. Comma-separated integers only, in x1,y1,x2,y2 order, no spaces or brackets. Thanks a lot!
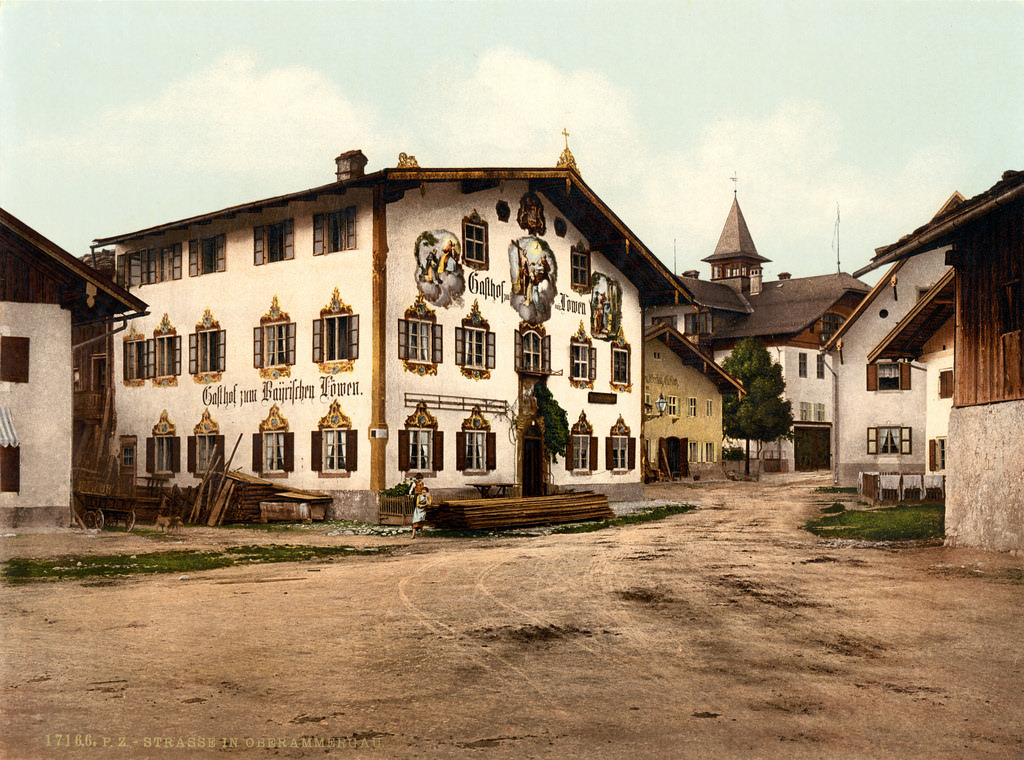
701,195,770,294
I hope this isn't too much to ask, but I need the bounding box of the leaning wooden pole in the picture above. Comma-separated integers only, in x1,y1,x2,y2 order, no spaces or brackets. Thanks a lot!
207,434,242,526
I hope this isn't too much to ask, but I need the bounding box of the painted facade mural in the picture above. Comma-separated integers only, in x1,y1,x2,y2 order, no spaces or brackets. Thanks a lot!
509,236,558,324
590,272,622,340
414,230,465,308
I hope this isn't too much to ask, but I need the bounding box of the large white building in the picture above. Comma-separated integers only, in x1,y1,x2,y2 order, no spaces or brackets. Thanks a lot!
93,150,685,521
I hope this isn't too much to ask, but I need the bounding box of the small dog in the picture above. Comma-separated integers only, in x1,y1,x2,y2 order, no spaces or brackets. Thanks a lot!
154,514,184,532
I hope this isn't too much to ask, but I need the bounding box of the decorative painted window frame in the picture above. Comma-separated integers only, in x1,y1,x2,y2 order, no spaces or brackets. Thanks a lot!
455,300,496,380
566,411,596,474
461,210,489,270
605,415,636,472
456,406,496,474
312,398,357,477
147,409,180,478
122,324,150,387
255,404,293,476
398,401,443,476
313,287,359,375
515,321,554,375
190,308,225,385
189,409,225,476
568,321,597,390
152,313,181,388
254,295,296,380
398,295,442,376
609,329,632,393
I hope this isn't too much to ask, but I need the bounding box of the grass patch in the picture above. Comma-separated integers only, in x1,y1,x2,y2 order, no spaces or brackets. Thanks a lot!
802,503,944,542
813,486,859,494
549,503,698,534
2,544,392,584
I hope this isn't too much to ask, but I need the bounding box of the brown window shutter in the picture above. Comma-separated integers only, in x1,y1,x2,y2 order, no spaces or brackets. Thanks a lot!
173,336,182,376
170,437,181,473
432,324,443,364
253,226,265,266
486,331,495,369
866,363,878,391
189,333,198,375
398,429,410,471
346,430,358,472
312,214,325,255
486,432,496,471
312,319,323,363
433,430,444,471
589,347,597,382
310,431,322,472
283,432,295,472
456,431,466,471
0,336,30,383
542,335,551,372
0,446,20,493
589,436,598,472
253,327,263,369
187,436,197,474
939,370,953,399
900,427,912,455
565,434,574,471
514,330,523,371
188,240,199,276
606,436,614,470
455,327,465,366
929,439,936,471
628,437,636,470
866,428,877,455
398,319,408,360
146,437,155,474
286,323,296,365
349,315,359,361
899,362,912,390
252,433,262,474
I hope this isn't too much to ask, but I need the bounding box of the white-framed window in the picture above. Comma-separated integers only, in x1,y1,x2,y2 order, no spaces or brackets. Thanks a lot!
688,441,699,462
571,244,591,291
687,397,697,417
462,212,488,269
266,323,291,366
463,326,487,369
406,320,432,363
522,331,542,372
464,430,487,472
124,338,150,381
878,363,900,390
611,436,628,470
800,402,811,421
704,442,715,463
254,219,294,265
314,207,357,255
154,334,180,378
705,399,713,417
867,426,912,455
195,434,218,474
322,429,348,472
933,437,947,470
571,342,591,382
190,328,226,374
612,346,630,385
408,429,433,472
264,431,287,472
799,352,808,378
666,395,679,416
814,403,826,422
155,436,175,475
323,314,354,362
572,434,591,471
189,235,226,276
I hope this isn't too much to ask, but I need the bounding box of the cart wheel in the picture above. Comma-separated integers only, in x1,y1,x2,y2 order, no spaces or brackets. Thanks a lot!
83,510,104,530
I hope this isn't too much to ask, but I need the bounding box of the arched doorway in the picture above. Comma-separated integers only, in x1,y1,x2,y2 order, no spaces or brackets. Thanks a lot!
658,436,688,478
522,423,545,497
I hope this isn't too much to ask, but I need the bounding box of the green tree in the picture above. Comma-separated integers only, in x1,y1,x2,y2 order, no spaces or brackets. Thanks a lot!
721,337,794,476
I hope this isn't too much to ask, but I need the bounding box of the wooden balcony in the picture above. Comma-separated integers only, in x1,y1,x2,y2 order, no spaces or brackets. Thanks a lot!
73,390,105,421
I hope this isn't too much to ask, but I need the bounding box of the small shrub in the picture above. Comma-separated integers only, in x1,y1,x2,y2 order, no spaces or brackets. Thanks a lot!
821,502,845,514
722,446,746,462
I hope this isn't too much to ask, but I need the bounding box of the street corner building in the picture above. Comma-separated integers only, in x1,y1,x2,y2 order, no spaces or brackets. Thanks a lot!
92,149,687,521
0,209,146,529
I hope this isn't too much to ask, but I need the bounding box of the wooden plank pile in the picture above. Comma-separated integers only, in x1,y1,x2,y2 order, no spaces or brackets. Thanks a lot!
217,471,332,524
427,492,613,530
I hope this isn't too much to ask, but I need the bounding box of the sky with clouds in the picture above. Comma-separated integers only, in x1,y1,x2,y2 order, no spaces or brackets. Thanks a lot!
2,1,1021,284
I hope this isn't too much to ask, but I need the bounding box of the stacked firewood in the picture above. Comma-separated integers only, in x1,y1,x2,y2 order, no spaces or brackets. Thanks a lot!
427,492,613,530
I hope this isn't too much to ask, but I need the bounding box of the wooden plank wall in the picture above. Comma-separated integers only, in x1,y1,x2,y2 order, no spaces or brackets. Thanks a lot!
955,199,1024,407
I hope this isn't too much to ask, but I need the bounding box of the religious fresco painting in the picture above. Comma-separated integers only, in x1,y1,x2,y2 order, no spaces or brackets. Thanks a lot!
509,236,558,324
590,272,622,340
413,229,465,308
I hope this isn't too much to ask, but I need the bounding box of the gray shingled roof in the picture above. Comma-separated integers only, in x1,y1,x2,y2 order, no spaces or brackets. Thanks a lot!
702,197,770,264
711,272,870,339
676,275,752,313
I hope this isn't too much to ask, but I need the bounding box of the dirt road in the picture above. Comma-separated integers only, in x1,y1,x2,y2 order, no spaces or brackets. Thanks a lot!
2,474,1022,759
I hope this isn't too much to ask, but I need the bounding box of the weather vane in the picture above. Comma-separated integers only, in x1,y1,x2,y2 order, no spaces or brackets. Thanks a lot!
731,172,738,197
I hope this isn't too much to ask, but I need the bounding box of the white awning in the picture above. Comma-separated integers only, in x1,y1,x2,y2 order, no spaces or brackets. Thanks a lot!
0,407,19,447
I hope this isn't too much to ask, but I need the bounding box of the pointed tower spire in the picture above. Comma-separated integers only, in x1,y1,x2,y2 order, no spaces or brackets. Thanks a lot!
702,194,770,287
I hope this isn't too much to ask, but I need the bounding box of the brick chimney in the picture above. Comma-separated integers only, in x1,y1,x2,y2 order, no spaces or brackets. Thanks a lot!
335,150,368,182
777,272,791,281
682,269,700,279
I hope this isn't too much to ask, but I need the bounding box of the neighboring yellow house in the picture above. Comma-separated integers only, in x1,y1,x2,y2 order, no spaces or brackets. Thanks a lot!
644,323,743,479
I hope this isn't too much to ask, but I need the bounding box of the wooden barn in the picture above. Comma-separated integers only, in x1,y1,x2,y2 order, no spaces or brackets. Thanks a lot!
854,170,1024,552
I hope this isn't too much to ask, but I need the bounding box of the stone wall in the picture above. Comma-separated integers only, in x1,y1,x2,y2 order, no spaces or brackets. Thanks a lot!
945,400,1024,554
